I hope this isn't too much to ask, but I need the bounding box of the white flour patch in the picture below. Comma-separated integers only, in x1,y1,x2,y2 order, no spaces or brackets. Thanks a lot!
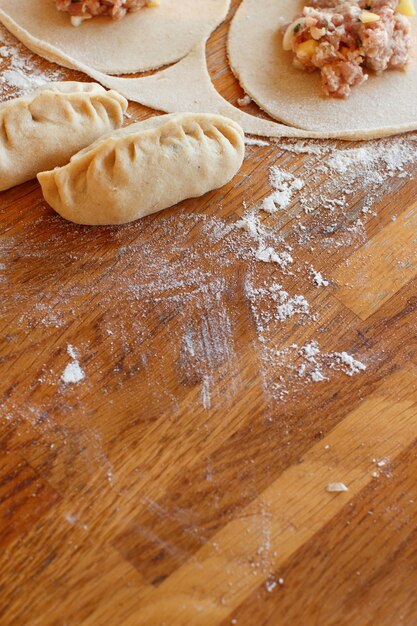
310,268,329,288
245,137,270,147
67,344,77,360
235,209,294,273
276,139,330,156
327,482,349,493
1,69,46,90
61,361,85,384
254,339,367,401
324,140,417,178
255,246,293,272
238,94,252,107
260,166,304,214
61,344,85,384
332,352,367,376
245,279,312,340
255,246,280,264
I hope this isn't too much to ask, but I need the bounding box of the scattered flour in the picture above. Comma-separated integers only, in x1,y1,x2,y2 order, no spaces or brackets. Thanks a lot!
67,344,77,360
245,137,270,147
236,207,294,273
0,25,66,99
276,294,310,322
260,166,304,213
324,140,417,177
236,210,269,242
327,482,349,493
3,103,413,411
1,69,46,90
264,579,277,593
310,268,329,288
256,246,293,271
332,352,367,376
237,94,252,107
255,246,281,264
245,280,312,337
277,139,330,156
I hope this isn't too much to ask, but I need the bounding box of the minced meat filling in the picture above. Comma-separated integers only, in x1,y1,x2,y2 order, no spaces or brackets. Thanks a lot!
282,0,415,98
55,0,157,23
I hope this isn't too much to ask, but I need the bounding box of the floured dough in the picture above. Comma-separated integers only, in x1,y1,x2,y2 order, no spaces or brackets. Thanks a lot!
0,82,127,191
38,113,245,225
228,0,417,134
0,0,230,74
1,0,417,140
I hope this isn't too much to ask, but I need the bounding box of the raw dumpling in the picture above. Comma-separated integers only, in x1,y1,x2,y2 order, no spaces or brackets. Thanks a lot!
37,113,245,225
0,82,127,191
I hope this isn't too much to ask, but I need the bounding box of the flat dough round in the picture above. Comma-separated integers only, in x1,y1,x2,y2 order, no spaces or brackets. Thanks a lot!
228,0,417,133
0,0,230,74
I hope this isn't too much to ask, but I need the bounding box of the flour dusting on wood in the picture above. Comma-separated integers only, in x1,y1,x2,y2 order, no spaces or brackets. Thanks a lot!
1,126,416,419
0,25,66,99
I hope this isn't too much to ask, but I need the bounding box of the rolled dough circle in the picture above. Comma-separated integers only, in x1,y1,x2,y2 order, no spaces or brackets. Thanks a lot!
228,0,417,134
0,0,231,74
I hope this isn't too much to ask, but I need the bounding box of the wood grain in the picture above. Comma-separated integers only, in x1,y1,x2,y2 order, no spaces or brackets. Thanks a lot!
0,2,416,625
334,204,417,319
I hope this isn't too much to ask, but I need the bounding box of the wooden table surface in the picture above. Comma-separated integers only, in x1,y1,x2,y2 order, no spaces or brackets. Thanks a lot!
1,2,417,625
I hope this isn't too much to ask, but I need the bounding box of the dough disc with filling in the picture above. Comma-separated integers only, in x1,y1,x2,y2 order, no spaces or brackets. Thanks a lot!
228,0,417,134
0,0,230,74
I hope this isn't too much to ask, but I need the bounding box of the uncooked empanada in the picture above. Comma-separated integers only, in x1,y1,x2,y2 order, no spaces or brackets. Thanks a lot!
0,82,127,191
37,113,245,225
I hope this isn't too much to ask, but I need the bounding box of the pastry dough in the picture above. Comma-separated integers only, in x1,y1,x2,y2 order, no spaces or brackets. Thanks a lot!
0,0,231,74
0,82,127,191
38,113,245,225
228,0,417,134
